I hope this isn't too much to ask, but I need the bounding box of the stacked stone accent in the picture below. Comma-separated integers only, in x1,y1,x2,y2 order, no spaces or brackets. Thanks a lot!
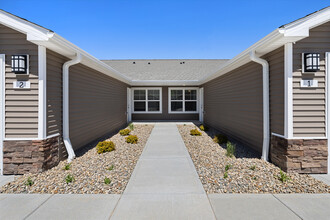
3,135,61,174
271,135,328,174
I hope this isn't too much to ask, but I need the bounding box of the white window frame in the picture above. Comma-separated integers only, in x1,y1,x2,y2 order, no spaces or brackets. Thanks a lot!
132,87,162,114
168,87,199,114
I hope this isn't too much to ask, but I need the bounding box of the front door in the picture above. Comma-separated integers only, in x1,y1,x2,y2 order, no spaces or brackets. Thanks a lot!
0,54,5,175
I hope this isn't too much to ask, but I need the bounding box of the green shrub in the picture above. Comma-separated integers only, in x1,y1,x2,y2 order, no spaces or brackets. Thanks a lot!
119,128,131,136
226,142,236,158
25,177,34,186
96,141,115,154
213,134,228,144
190,129,202,136
126,135,138,144
225,164,232,171
128,123,134,131
223,172,228,179
104,177,111,185
277,170,290,183
250,165,256,171
65,174,75,184
107,165,114,171
63,163,71,170
199,125,208,131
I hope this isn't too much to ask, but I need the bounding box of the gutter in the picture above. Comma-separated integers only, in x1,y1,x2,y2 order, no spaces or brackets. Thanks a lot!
62,53,82,162
249,51,270,161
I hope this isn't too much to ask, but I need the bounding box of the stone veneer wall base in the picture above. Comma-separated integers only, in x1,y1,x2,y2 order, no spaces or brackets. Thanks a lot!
3,135,62,174
270,135,328,174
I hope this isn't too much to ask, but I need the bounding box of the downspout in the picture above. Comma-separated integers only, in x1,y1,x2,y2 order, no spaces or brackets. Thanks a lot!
249,51,270,161
63,53,82,162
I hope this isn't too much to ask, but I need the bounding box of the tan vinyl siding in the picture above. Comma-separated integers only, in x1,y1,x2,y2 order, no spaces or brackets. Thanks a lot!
0,24,38,138
69,64,128,150
132,86,199,121
203,62,264,152
292,21,330,137
46,49,68,136
263,46,284,135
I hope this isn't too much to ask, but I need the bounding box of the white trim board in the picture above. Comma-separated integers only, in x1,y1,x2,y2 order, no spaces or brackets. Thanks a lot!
0,54,5,175
284,43,293,139
326,52,330,174
38,45,47,139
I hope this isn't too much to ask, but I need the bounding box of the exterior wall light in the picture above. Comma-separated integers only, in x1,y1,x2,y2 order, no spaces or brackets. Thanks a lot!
303,53,320,73
11,54,29,74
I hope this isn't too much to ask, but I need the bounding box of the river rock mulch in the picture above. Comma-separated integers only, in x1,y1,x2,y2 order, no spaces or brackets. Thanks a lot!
178,124,330,194
0,124,154,194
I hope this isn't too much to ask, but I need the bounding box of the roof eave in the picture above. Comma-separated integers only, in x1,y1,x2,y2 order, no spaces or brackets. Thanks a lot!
200,7,330,84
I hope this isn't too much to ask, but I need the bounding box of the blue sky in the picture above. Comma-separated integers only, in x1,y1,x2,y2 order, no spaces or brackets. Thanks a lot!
1,1,329,59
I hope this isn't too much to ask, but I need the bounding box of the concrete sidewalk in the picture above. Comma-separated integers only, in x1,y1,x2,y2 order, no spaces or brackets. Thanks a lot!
111,123,216,219
1,193,330,219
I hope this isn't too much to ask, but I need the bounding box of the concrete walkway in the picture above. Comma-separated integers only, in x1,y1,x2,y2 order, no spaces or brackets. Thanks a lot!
1,123,330,219
111,123,216,219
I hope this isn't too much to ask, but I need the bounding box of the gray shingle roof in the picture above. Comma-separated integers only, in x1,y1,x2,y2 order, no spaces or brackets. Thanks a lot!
102,59,228,81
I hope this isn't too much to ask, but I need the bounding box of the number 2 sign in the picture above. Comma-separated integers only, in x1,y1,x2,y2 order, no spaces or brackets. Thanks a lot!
13,81,30,89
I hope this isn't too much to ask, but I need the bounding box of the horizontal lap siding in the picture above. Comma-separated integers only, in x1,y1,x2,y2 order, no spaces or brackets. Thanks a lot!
292,21,330,137
132,86,199,121
46,50,68,136
0,24,38,138
263,46,284,135
203,62,264,152
69,64,128,150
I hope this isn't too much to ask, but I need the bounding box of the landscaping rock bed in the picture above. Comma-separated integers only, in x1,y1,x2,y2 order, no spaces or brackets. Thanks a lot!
0,124,154,194
178,124,330,194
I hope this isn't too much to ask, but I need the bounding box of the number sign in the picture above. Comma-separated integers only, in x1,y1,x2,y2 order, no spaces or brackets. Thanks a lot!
13,81,30,89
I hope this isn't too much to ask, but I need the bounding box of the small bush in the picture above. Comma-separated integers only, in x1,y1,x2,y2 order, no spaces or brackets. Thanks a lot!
96,141,115,154
126,135,138,144
128,123,134,131
226,142,236,158
119,128,131,136
25,177,34,186
63,163,71,170
225,164,232,171
65,174,75,184
277,170,290,183
199,125,208,131
213,134,228,144
223,172,228,179
250,165,256,171
107,165,114,171
190,129,202,136
104,177,111,185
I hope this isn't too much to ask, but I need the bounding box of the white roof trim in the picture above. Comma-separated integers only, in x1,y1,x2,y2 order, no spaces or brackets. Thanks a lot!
0,10,131,84
131,80,200,86
200,7,330,84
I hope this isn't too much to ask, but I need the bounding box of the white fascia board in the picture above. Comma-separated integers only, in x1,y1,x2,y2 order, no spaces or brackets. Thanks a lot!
45,34,132,84
280,7,330,37
0,11,51,40
200,8,330,85
200,29,284,84
131,80,200,86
